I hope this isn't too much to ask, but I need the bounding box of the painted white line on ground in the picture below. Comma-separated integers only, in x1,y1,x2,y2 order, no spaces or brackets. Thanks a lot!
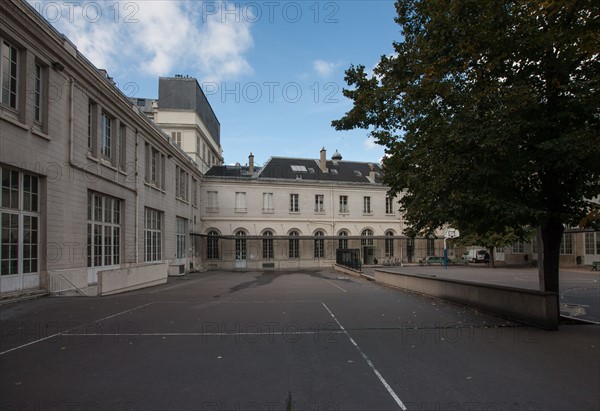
0,302,153,356
321,302,407,411
149,273,224,294
61,331,344,337
324,279,348,293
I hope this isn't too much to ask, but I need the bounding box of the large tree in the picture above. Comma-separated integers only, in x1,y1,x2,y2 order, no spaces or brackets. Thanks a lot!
333,0,600,295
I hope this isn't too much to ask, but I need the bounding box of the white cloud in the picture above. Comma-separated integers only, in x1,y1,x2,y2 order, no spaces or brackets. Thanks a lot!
313,59,340,77
364,136,378,150
30,1,254,82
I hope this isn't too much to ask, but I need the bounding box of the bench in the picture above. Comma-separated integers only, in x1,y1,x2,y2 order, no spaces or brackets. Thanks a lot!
592,261,600,271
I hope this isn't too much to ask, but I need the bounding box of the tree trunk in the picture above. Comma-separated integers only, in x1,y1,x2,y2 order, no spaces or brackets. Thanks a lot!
537,218,564,294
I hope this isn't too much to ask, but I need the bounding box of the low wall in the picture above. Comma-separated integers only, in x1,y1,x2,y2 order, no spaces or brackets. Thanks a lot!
375,269,559,330
48,268,87,293
98,263,168,296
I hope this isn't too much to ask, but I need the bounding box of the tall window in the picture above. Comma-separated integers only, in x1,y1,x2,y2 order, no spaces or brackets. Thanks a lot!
235,192,247,212
1,41,18,108
100,113,112,158
339,195,348,213
363,196,371,214
34,64,42,122
87,192,120,268
315,195,324,213
87,100,95,152
585,232,600,255
207,191,218,212
427,237,435,256
176,217,188,259
560,233,573,255
263,230,274,259
176,166,189,201
1,168,39,276
192,178,198,207
385,196,394,214
119,124,127,170
145,144,164,189
289,231,300,259
235,231,247,260
196,136,201,157
384,231,394,257
361,229,374,246
263,192,274,212
172,131,182,146
144,208,162,262
314,231,325,258
338,231,348,250
290,194,299,212
207,230,219,259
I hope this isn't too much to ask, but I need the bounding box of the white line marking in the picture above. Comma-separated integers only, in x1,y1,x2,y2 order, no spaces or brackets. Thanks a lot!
59,331,343,337
149,273,223,293
0,302,153,356
321,302,407,411
324,279,348,293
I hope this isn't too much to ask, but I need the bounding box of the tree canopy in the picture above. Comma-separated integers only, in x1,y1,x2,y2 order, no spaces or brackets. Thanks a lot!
333,0,599,293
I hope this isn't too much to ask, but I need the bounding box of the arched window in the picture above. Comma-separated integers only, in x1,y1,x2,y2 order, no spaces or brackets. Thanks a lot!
314,230,325,258
207,230,219,260
235,230,247,260
338,230,349,250
289,230,300,259
385,231,394,257
263,230,274,259
361,229,374,246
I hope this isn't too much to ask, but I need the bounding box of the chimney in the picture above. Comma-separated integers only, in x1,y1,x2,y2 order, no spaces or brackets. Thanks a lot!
369,163,376,180
319,147,328,173
249,152,254,174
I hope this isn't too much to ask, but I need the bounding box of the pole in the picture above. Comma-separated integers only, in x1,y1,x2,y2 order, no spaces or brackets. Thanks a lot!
443,238,447,270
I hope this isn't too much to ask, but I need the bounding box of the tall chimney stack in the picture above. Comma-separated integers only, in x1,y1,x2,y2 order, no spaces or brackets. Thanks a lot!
319,147,328,173
249,152,254,174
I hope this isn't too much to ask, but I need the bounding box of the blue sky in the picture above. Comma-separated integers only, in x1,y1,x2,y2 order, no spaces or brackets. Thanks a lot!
30,1,400,166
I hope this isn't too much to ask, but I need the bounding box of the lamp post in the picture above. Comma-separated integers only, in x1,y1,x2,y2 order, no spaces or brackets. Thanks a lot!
443,229,460,270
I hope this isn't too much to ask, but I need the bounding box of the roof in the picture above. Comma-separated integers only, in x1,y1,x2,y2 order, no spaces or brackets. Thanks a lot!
206,157,384,184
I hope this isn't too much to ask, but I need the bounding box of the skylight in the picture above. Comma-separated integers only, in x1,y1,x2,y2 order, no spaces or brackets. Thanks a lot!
291,165,307,172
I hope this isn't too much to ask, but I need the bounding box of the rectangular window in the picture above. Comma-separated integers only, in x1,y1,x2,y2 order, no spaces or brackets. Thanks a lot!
100,113,112,158
172,131,182,147
34,63,42,122
314,233,324,258
263,192,274,212
1,168,40,276
427,238,435,256
192,178,198,207
86,192,121,268
87,100,95,152
1,41,18,108
315,194,324,213
289,233,300,259
363,196,371,214
144,208,162,262
339,196,348,213
385,235,394,257
512,242,524,253
207,232,219,259
119,124,127,170
176,166,189,202
146,144,163,188
207,191,218,212
176,217,188,259
560,233,573,255
262,232,274,259
290,194,299,212
196,136,201,158
386,196,394,214
235,192,246,212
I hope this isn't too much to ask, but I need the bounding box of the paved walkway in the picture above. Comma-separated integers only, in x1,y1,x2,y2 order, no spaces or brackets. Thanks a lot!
1,269,599,411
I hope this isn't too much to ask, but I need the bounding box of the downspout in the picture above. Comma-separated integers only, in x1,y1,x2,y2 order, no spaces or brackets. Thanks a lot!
134,130,140,264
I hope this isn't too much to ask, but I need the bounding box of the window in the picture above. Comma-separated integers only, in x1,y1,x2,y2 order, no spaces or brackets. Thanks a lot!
1,168,40,276
1,41,18,108
176,217,188,259
361,229,373,246
560,233,573,255
585,232,600,255
315,194,324,213
263,192,274,213
386,196,394,214
263,230,274,259
314,231,325,258
385,231,394,257
512,242,524,253
338,231,348,250
87,100,96,152
235,231,247,260
339,196,348,213
119,124,127,170
427,238,435,256
176,166,189,202
144,208,162,262
363,196,371,214
34,63,42,122
87,192,121,268
235,192,246,212
196,136,201,157
207,191,218,212
192,178,198,207
289,231,300,258
172,131,182,147
100,113,112,159
290,194,299,212
145,144,165,189
207,230,219,259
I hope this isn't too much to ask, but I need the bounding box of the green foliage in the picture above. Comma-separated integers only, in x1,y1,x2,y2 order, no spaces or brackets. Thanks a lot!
333,0,600,237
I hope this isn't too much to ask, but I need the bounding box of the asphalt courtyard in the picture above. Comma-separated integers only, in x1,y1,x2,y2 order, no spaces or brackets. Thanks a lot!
1,269,599,411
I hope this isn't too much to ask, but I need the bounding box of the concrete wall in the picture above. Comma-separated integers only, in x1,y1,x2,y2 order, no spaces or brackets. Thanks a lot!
374,269,559,330
98,263,168,296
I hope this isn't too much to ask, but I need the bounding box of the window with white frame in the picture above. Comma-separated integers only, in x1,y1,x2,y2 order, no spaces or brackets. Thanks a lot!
263,192,274,212
87,100,96,153
315,194,324,213
119,124,127,171
338,231,348,250
361,229,373,246
339,195,348,213
235,230,247,260
172,131,182,147
1,41,18,109
87,191,121,268
289,231,300,258
263,230,274,259
427,237,435,256
196,136,201,158
207,230,219,259
314,231,325,258
585,232,600,255
207,191,218,212
176,166,189,202
100,112,112,159
1,168,40,276
560,233,573,255
176,217,188,259
145,144,164,189
144,208,162,262
33,63,43,123
385,231,394,257
385,196,394,214
512,242,524,253
192,178,198,207
290,194,299,212
235,192,247,212
363,196,372,214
